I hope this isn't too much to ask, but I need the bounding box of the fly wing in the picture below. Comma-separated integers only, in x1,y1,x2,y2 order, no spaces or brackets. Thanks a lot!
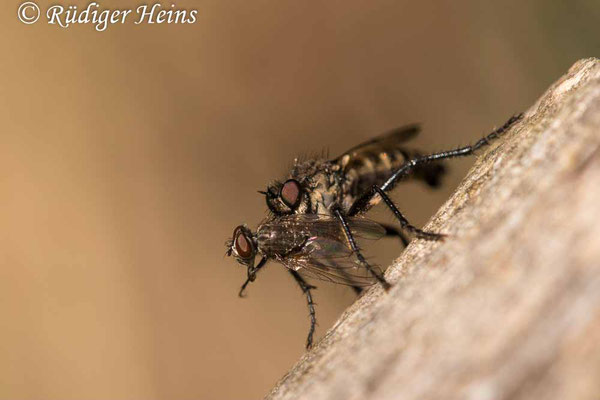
284,214,386,240
276,214,385,287
281,250,381,287
346,217,387,240
332,124,420,164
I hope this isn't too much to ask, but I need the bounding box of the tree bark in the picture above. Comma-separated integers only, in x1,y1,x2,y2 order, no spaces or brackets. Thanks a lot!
266,58,600,400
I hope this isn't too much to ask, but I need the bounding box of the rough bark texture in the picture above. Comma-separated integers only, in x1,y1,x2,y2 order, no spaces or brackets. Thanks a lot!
266,58,600,400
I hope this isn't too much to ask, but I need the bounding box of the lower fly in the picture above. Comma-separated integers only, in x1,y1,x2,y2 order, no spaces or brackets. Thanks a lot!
226,214,386,348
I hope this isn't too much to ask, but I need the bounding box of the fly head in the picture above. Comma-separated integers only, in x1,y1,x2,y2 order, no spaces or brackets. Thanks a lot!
226,224,258,273
262,179,310,215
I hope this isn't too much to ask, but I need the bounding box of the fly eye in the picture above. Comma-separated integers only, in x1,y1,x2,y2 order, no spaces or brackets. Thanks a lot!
233,227,253,259
280,179,302,209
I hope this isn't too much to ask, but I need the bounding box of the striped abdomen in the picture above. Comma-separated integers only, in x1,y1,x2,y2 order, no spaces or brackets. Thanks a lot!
337,146,445,210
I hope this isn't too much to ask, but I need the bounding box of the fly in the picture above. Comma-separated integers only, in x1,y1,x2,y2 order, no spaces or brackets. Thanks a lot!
226,214,386,348
226,113,523,348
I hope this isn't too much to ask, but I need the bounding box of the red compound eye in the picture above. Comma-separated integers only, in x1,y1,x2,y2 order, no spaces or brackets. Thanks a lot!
233,226,253,259
280,179,301,209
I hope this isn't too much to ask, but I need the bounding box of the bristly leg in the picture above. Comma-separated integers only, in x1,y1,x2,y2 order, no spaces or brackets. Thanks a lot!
374,186,445,241
380,223,411,247
334,209,391,291
289,270,317,349
349,113,523,216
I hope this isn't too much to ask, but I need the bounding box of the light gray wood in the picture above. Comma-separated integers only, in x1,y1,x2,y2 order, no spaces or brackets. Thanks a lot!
266,58,600,400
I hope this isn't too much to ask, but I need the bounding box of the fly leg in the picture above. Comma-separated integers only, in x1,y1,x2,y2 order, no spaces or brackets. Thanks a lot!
350,286,363,295
334,209,391,291
379,223,410,247
238,257,267,298
349,222,409,295
374,186,445,241
289,270,317,349
349,113,523,215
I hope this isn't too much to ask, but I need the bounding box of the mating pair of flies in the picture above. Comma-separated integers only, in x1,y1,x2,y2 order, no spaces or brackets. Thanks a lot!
226,113,523,349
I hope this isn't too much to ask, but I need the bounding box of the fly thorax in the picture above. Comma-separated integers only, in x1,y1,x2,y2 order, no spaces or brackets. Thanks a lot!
287,159,342,215
256,220,306,257
306,170,342,215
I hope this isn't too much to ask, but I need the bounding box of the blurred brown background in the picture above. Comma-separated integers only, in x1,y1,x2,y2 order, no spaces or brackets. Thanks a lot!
1,1,599,399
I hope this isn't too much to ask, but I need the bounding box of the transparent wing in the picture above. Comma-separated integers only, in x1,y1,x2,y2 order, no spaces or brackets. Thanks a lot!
278,214,386,241
332,124,420,164
273,214,385,287
281,247,382,287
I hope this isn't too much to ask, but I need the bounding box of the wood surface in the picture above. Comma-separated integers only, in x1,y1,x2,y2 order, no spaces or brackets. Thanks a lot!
266,58,600,400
